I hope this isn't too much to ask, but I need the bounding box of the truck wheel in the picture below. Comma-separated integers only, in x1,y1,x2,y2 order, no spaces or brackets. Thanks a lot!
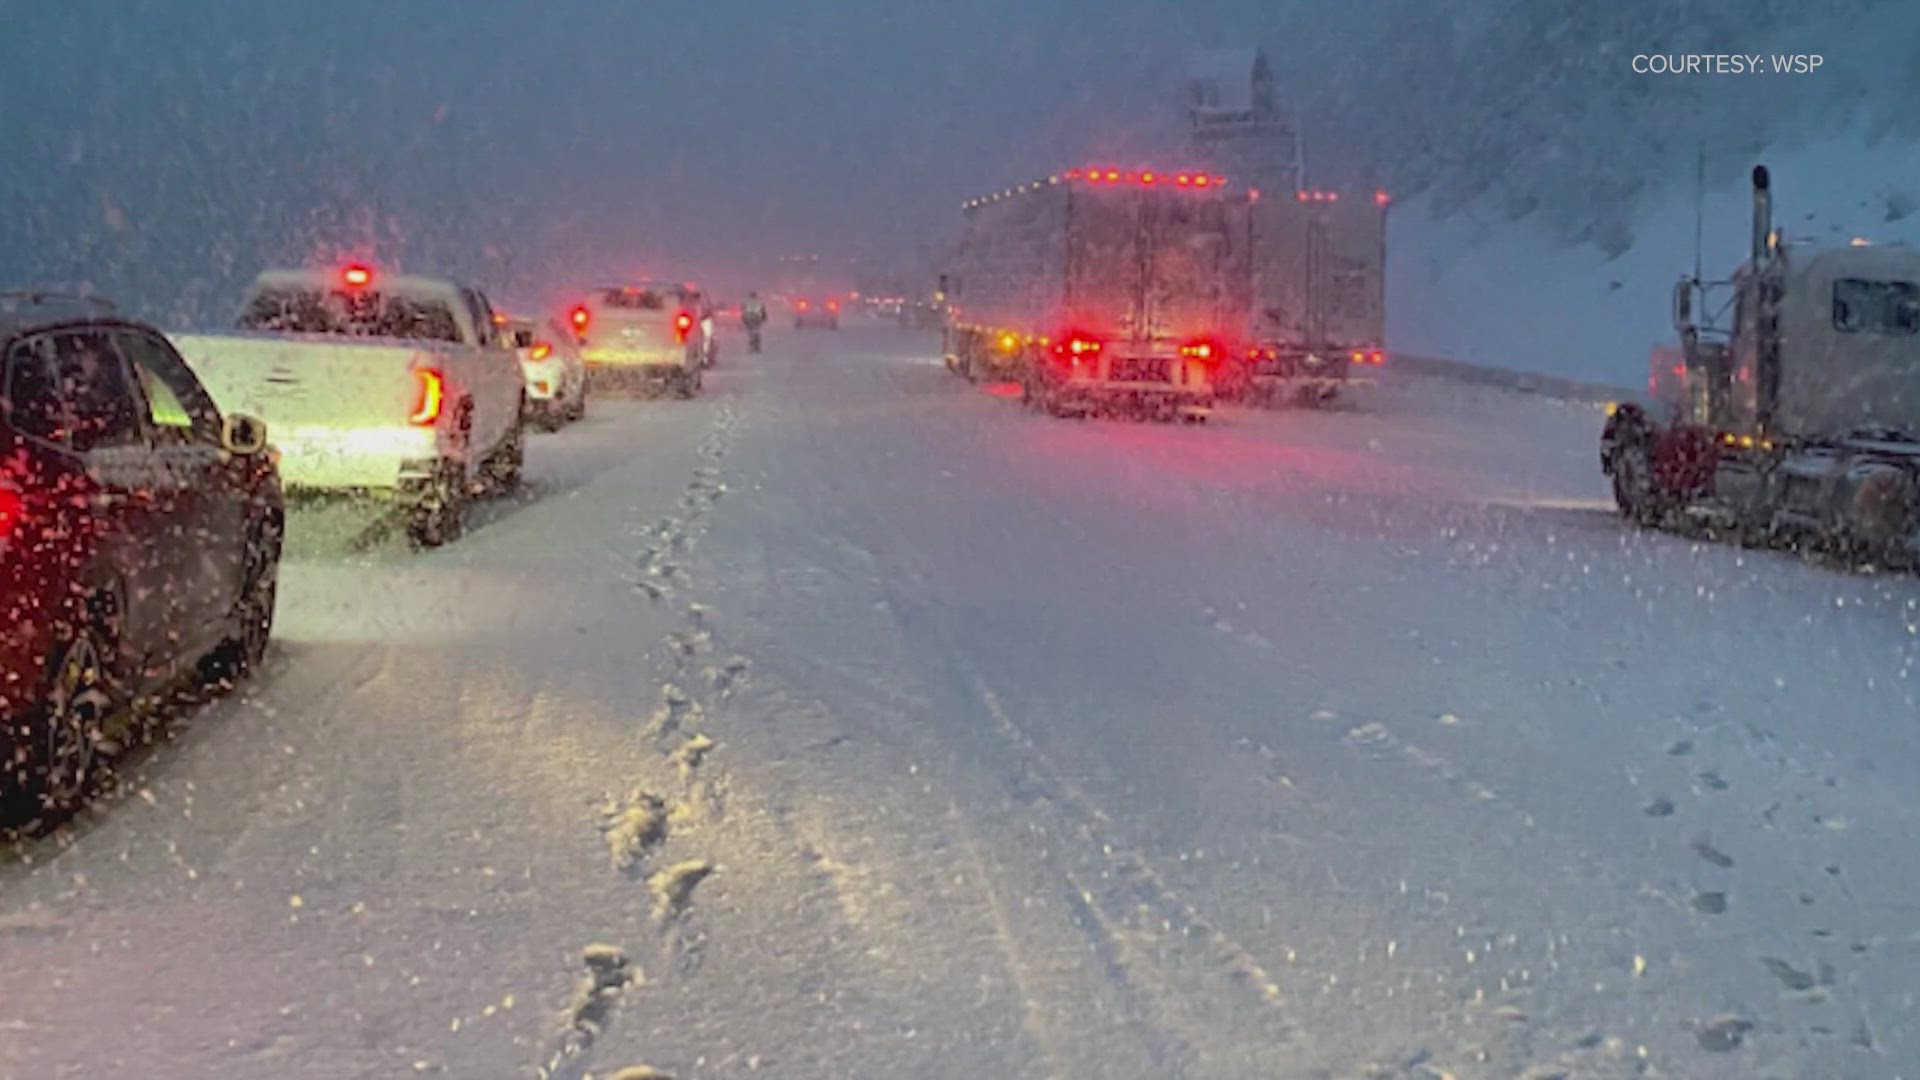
1609,438,1667,526
408,469,467,548
482,418,526,496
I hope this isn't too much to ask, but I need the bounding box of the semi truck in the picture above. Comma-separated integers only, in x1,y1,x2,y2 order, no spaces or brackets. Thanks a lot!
1601,165,1920,567
941,167,1386,418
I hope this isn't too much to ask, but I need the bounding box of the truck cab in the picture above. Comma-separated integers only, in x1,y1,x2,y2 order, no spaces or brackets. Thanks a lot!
1604,165,1920,564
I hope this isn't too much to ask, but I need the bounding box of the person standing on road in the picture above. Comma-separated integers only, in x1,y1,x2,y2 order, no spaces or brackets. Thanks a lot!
741,292,768,354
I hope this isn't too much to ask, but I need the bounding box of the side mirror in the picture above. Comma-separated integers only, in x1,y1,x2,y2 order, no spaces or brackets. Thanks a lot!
222,412,268,456
1672,278,1694,333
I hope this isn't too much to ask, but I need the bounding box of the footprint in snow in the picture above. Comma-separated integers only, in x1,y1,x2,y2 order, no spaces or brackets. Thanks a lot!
1760,957,1817,991
1697,770,1729,791
1669,739,1695,756
1692,890,1727,915
1644,795,1676,817
1695,1015,1753,1052
1691,836,1735,868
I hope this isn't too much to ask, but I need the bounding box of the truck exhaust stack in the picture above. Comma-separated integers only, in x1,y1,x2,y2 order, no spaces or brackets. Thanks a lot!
1752,165,1771,264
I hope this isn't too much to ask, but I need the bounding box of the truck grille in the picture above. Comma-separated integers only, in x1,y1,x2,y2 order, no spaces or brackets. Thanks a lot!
1109,357,1172,383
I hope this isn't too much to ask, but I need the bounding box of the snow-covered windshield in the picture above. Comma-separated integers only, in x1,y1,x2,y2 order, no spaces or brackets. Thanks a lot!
6,6,1920,1080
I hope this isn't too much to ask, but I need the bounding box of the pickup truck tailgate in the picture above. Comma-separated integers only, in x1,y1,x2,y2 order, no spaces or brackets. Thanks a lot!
170,331,448,492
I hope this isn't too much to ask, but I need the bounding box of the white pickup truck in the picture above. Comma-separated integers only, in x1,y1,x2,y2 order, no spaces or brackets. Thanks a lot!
170,267,527,546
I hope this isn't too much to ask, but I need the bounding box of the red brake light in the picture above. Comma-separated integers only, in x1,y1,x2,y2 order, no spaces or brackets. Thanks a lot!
1179,340,1217,361
796,299,809,310
1176,174,1191,187
529,343,552,361
1193,175,1211,188
1105,170,1120,182
1350,350,1366,365
675,311,695,342
410,369,445,426
1371,350,1385,365
570,305,590,331
342,264,373,288
0,485,22,540
826,299,839,312
1141,172,1157,185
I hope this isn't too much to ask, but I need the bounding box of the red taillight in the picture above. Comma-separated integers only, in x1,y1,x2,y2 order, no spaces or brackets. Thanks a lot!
410,369,445,426
796,299,809,311
1193,175,1211,188
570,305,590,332
1374,189,1391,207
529,342,553,361
1141,172,1157,185
826,299,839,313
342,264,373,288
1104,170,1120,182
1371,350,1385,366
0,485,22,540
1350,350,1366,365
1180,340,1219,362
675,312,695,342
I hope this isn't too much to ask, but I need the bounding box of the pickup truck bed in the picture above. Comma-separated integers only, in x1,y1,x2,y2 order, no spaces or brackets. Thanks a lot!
171,331,473,492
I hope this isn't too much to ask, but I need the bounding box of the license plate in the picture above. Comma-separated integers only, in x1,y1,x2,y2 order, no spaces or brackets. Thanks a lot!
1110,358,1171,382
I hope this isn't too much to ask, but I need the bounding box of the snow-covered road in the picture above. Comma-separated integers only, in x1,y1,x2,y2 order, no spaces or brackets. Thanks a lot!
4,326,1918,1080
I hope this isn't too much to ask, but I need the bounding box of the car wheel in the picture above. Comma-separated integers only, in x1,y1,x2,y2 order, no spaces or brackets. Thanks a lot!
200,516,282,687
3,621,114,828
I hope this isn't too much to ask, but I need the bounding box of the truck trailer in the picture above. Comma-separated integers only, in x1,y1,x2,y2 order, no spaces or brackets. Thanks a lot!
942,167,1386,418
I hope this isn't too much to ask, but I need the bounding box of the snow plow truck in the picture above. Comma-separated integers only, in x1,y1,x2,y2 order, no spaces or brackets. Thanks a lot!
1602,165,1920,567
941,167,1387,418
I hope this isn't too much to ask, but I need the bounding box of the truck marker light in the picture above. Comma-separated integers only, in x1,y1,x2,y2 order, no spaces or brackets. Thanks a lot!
410,369,445,426
1249,187,1261,202
1351,350,1366,364
1141,172,1157,185
826,299,839,312
1193,175,1211,188
998,332,1019,353
1370,350,1385,365
1176,174,1192,186
1375,190,1392,207
1105,170,1120,182
1213,175,1227,187
342,264,373,288
1296,190,1309,202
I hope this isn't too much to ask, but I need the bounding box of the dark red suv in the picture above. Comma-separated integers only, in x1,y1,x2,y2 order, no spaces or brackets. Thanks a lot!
0,295,284,827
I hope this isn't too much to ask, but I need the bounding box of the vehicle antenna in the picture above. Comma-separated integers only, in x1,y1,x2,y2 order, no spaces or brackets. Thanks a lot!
1694,141,1706,285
